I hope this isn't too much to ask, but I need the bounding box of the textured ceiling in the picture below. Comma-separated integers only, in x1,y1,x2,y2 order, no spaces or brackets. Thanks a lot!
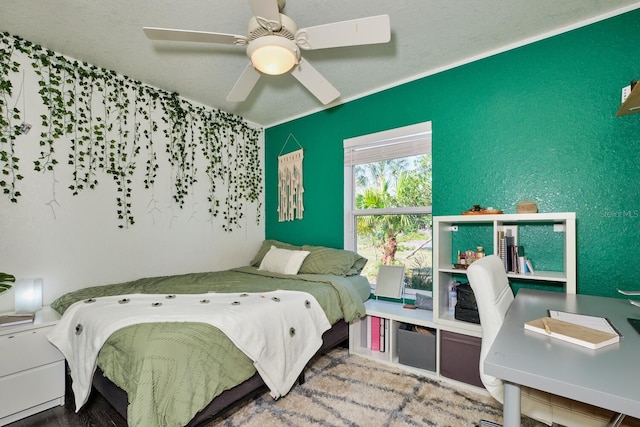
1,0,639,127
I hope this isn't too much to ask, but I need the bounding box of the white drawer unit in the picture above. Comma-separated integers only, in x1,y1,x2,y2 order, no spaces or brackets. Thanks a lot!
0,307,65,426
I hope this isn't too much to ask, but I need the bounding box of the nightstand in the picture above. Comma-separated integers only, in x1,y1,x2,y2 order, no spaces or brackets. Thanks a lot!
0,306,65,426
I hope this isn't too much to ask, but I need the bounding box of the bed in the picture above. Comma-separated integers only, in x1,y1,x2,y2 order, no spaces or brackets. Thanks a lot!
48,241,370,427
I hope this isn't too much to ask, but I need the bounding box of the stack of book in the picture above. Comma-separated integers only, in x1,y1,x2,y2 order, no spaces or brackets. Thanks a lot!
497,230,534,274
368,316,389,353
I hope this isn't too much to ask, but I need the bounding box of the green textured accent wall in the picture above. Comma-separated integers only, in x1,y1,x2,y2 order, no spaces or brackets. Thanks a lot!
264,9,640,297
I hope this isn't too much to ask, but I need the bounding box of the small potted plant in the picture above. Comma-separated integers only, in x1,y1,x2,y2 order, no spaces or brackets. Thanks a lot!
0,272,15,295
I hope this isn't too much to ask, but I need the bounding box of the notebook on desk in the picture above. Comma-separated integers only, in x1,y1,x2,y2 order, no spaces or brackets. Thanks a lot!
548,310,621,336
524,316,620,349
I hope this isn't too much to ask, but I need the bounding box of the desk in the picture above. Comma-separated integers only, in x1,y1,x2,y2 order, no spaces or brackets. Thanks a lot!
484,289,640,427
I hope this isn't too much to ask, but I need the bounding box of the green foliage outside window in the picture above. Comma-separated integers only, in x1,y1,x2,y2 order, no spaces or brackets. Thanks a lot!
355,155,433,291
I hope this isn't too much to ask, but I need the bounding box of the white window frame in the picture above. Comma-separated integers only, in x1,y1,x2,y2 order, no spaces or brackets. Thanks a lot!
343,121,433,295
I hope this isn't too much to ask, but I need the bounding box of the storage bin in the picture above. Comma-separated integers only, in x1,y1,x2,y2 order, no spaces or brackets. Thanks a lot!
397,324,436,372
454,283,480,324
440,330,483,387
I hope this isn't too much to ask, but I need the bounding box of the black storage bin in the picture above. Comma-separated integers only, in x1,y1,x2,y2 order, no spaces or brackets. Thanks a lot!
455,305,480,324
454,283,480,324
440,330,483,388
455,283,478,310
396,324,436,372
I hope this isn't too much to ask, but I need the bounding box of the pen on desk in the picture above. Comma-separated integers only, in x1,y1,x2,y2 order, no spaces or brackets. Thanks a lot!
542,318,552,334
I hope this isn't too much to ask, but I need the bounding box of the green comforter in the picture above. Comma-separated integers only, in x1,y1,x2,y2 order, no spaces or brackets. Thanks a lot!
50,267,368,427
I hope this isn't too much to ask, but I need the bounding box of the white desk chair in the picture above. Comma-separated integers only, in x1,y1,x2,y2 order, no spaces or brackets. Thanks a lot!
467,255,627,427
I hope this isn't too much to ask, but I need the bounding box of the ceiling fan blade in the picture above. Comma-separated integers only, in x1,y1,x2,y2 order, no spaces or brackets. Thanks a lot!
227,64,261,102
143,27,248,46
249,0,282,31
290,58,340,105
296,15,390,50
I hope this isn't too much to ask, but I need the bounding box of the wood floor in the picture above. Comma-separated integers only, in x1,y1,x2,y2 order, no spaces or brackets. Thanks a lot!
6,373,127,427
8,340,350,427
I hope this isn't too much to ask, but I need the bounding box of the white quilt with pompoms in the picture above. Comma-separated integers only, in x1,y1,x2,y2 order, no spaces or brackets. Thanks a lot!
47,290,331,410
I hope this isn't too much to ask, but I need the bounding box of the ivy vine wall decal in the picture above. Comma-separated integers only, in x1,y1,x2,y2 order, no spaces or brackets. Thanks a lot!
0,32,263,230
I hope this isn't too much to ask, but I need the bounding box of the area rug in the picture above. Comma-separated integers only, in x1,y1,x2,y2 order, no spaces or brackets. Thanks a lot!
206,347,546,427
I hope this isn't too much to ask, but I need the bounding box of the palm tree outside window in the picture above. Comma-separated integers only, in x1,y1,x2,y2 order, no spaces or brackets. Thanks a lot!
344,122,432,297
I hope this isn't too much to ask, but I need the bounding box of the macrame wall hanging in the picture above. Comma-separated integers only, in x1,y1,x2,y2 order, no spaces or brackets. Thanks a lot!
278,134,305,222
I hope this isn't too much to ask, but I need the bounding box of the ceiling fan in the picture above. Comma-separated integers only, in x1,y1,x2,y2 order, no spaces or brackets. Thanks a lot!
143,0,390,105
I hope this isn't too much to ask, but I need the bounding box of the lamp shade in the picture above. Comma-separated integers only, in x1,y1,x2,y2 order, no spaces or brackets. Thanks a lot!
15,277,43,313
248,36,298,75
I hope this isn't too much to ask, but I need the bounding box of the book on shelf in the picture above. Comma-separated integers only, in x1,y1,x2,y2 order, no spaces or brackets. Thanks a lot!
0,313,35,327
506,236,516,272
525,259,535,274
498,230,507,271
518,255,526,274
366,317,391,353
503,243,534,275
517,252,534,274
384,319,390,352
524,317,620,349
370,316,381,351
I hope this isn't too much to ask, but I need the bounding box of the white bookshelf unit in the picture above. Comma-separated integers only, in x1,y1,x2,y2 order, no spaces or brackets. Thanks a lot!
434,212,576,333
349,212,576,389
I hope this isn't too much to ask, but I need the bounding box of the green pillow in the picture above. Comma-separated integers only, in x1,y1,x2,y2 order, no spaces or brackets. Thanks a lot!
299,245,368,276
346,255,368,276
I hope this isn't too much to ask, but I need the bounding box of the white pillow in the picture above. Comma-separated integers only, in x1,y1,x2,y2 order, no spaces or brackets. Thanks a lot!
258,246,310,275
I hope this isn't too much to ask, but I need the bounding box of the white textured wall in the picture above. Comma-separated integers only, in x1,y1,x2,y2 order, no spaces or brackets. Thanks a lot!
0,50,264,313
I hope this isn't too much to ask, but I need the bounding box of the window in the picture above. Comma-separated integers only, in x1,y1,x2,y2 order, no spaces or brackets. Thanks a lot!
344,122,432,296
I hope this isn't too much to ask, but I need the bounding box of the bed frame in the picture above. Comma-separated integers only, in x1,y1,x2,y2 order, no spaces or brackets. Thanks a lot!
91,319,349,426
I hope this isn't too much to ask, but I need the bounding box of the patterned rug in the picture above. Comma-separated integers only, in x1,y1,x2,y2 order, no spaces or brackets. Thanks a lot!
205,346,546,427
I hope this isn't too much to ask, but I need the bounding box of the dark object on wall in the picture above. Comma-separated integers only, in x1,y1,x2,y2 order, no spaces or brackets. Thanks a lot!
617,80,640,117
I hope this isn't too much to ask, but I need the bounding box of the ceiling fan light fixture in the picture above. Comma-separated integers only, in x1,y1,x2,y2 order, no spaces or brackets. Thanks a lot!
248,35,298,75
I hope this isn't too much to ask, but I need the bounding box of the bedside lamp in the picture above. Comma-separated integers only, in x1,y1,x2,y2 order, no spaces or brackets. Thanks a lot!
15,277,43,313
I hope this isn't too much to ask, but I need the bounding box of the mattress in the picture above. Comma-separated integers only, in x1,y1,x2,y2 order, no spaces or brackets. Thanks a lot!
50,266,369,427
